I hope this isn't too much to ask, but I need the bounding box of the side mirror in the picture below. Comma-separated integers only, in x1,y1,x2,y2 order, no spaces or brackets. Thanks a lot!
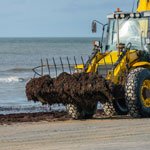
92,21,97,33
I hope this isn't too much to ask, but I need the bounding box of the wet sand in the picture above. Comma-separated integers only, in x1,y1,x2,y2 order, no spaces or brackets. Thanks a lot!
0,115,150,150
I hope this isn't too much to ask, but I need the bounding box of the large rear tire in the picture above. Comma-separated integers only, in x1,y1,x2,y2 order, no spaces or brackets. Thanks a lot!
125,67,150,118
103,100,128,116
66,104,97,119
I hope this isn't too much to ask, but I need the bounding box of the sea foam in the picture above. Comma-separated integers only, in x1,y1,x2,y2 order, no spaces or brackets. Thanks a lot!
0,76,24,83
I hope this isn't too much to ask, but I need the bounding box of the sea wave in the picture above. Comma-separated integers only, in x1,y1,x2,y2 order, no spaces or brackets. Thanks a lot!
5,68,32,73
0,76,25,83
0,104,66,114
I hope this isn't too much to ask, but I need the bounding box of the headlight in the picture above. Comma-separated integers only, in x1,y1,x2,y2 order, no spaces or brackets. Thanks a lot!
120,14,125,19
135,13,140,18
93,41,100,47
130,13,135,18
130,13,141,18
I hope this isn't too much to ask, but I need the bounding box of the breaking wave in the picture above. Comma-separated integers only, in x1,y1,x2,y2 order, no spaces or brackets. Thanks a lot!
0,76,25,83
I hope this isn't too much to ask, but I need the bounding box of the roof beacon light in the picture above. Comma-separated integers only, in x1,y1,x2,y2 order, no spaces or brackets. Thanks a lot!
116,8,121,12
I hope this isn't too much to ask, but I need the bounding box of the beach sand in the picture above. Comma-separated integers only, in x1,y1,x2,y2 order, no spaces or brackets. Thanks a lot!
0,113,150,150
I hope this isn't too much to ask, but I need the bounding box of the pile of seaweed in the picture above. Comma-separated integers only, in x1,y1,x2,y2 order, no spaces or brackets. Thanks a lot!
0,111,70,125
26,72,113,107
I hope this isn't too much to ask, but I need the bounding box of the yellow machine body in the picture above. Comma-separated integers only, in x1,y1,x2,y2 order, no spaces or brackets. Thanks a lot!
137,0,150,12
76,50,150,85
75,0,150,86
72,0,150,118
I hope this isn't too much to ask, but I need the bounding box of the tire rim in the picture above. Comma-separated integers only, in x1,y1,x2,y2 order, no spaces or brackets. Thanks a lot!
141,80,150,107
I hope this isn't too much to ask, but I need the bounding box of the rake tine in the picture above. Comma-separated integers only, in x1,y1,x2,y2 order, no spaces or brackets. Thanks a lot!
53,57,57,77
34,73,36,78
32,68,42,77
67,56,72,74
88,55,92,66
32,68,36,78
85,55,91,72
74,56,78,73
81,56,85,68
46,58,51,76
41,59,43,76
33,68,36,78
60,57,64,72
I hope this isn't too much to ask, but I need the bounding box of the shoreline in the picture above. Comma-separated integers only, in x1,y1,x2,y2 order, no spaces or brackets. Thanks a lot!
0,109,105,125
0,111,70,125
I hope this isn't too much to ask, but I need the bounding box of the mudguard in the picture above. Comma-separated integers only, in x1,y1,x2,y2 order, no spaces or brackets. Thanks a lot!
132,61,150,68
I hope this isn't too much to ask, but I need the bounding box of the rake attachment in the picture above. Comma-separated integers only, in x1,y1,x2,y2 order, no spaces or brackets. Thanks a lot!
32,53,115,79
32,56,87,78
26,51,125,120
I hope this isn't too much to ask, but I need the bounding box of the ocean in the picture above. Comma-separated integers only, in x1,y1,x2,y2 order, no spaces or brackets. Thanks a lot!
0,37,98,114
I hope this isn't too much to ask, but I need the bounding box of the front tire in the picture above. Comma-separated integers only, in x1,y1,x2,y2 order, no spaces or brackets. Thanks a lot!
125,67,150,118
103,101,116,117
66,104,97,119
113,99,128,115
66,104,82,119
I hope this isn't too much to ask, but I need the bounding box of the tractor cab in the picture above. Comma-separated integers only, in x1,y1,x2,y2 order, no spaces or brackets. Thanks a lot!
90,10,150,78
92,10,150,53
106,11,150,53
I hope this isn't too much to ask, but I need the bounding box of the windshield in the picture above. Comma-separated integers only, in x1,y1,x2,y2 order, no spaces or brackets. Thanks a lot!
107,17,149,51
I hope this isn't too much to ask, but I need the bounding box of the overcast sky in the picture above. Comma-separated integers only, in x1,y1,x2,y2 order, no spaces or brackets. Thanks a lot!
0,0,135,37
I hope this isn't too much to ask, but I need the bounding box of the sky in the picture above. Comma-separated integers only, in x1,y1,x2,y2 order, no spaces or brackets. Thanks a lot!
0,0,136,37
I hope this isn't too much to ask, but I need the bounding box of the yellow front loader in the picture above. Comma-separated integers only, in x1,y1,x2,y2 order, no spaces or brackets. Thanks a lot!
28,0,150,119
69,0,150,118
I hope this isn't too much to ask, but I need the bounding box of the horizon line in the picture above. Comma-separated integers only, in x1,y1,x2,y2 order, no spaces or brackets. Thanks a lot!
0,36,100,38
